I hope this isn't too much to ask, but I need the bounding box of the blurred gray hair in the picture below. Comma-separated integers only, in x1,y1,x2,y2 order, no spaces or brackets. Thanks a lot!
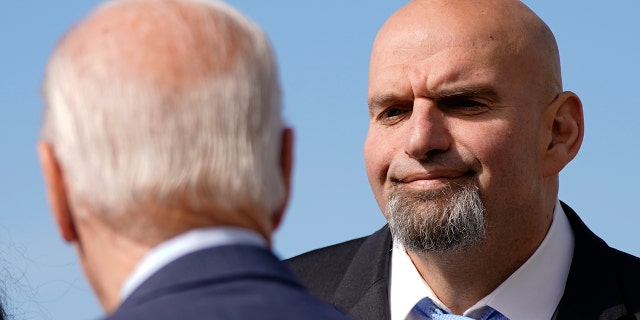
40,0,285,220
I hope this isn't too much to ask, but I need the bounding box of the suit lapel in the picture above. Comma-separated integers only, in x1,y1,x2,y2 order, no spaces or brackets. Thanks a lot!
332,226,393,320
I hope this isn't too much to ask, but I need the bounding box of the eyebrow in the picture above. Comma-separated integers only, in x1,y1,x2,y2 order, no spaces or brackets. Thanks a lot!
368,93,405,110
433,86,500,102
368,85,500,110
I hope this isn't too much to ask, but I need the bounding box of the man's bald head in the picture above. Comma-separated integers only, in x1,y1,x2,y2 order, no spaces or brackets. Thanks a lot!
364,0,585,263
371,0,562,102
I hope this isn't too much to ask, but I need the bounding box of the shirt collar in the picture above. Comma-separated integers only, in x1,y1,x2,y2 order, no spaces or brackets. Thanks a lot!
390,199,574,320
120,227,267,301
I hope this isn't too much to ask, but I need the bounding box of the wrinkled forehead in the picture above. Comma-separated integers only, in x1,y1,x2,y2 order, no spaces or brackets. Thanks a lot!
56,0,247,91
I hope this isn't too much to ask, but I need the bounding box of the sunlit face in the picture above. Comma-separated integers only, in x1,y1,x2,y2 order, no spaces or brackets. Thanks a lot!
364,9,554,249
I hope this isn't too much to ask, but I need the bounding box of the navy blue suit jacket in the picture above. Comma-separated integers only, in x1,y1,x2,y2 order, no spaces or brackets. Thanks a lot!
286,202,640,320
106,245,352,320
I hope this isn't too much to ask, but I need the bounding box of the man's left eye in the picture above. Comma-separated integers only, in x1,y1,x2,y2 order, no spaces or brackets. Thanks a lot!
440,98,488,114
456,99,484,109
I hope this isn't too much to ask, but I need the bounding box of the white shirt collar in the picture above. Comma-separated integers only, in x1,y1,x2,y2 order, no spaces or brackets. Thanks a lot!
390,199,575,320
120,227,267,301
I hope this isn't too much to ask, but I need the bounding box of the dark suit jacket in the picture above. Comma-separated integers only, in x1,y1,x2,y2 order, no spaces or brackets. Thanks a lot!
106,245,352,320
286,202,640,320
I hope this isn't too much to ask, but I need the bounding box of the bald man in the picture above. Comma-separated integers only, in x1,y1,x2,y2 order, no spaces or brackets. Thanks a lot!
38,0,351,319
287,1,640,319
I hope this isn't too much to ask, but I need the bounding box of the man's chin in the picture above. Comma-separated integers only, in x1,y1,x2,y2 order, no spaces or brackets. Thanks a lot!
385,183,487,252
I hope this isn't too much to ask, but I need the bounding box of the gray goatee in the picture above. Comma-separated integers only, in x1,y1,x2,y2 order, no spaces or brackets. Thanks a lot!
386,184,487,253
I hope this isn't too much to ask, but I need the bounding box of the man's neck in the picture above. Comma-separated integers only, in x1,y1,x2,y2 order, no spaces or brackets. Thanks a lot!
75,215,150,314
406,212,553,314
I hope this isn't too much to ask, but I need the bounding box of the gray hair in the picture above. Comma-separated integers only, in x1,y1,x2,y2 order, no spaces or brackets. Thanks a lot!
40,0,285,222
387,184,487,253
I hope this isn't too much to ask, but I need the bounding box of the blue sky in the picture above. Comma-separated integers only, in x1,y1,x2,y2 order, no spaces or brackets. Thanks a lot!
1,1,639,319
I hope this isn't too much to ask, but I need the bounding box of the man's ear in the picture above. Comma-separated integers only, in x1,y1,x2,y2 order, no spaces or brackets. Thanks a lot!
542,91,584,176
38,142,79,243
271,127,294,231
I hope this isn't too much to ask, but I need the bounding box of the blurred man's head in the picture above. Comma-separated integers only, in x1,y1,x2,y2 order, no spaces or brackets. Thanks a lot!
39,0,292,311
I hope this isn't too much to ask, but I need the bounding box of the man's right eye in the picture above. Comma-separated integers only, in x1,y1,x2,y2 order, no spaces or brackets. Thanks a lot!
375,106,411,125
381,108,403,118
379,106,409,119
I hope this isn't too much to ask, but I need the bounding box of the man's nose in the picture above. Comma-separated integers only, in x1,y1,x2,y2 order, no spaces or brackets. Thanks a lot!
404,101,451,160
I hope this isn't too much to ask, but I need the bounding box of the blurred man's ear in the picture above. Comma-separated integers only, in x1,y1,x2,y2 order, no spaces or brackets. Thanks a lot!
38,142,79,243
271,128,294,231
542,91,584,177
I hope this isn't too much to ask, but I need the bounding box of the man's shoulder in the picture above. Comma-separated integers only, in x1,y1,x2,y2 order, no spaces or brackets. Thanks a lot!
560,202,640,318
609,246,640,268
107,244,353,320
285,226,392,302
608,247,640,298
285,235,370,287
286,225,390,275
563,201,640,283
288,235,369,265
